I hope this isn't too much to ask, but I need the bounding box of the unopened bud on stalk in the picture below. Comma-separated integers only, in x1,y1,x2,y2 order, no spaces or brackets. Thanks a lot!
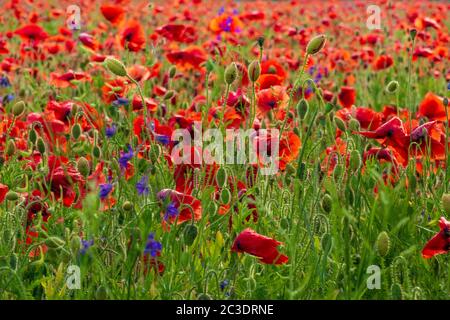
71,123,82,140
122,201,133,212
163,90,175,100
92,145,101,158
306,34,327,55
12,101,25,117
334,116,347,131
297,98,309,120
169,66,176,78
248,60,260,82
37,138,46,154
29,128,37,144
104,57,128,77
349,149,362,170
442,194,450,215
224,62,238,85
6,140,16,156
6,191,19,201
348,118,360,131
77,157,90,177
409,28,417,40
376,231,390,257
257,36,265,48
443,97,448,107
386,80,399,94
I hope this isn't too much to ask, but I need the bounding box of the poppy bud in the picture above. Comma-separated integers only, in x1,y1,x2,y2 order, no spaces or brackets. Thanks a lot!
334,116,347,131
248,60,260,82
443,97,448,107
306,34,327,55
257,36,265,48
29,128,37,144
71,123,82,140
150,145,161,163
37,137,46,154
163,90,175,100
104,57,128,77
220,187,231,204
386,80,399,94
205,59,215,73
77,157,90,177
348,118,360,131
92,145,101,158
5,191,19,201
197,293,212,300
409,28,417,41
280,217,290,229
333,164,344,180
122,201,133,212
442,194,450,215
184,224,198,246
95,286,108,300
321,194,332,213
216,166,227,188
296,162,306,180
321,233,333,254
5,139,16,156
296,98,309,120
349,149,362,170
12,101,25,117
224,62,238,85
70,235,81,253
376,231,390,257
391,283,403,300
169,66,176,78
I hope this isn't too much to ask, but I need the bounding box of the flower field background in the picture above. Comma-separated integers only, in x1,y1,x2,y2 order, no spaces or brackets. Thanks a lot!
0,0,449,300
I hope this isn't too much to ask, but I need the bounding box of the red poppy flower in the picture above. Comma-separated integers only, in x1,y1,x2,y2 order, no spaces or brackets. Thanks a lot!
337,107,382,131
257,86,288,115
338,86,356,108
166,46,207,70
260,60,287,82
157,189,202,225
155,24,197,43
209,14,243,34
257,74,284,90
417,92,448,122
373,55,394,71
101,79,128,103
100,4,125,25
14,24,48,42
50,70,91,88
232,228,288,265
422,217,450,258
0,183,8,203
79,33,99,51
119,21,145,52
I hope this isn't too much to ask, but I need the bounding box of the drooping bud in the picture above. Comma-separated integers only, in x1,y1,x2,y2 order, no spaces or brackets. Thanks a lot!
296,98,309,120
224,62,238,85
409,28,417,41
104,57,128,77
71,123,82,140
306,34,327,55
248,60,260,82
321,194,332,213
334,116,347,131
168,66,176,78
5,140,16,156
442,194,450,215
77,157,90,177
37,137,46,154
376,231,390,257
349,149,362,171
348,118,361,131
12,101,25,117
29,128,37,144
386,80,399,94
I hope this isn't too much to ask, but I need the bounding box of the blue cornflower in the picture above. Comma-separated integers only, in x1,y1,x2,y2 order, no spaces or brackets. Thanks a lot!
0,76,11,87
105,124,117,138
99,183,113,200
155,133,170,146
144,233,162,257
112,97,129,107
164,202,179,221
218,6,225,15
136,175,149,195
80,239,94,255
220,280,229,291
0,94,14,104
118,144,133,169
447,82,450,91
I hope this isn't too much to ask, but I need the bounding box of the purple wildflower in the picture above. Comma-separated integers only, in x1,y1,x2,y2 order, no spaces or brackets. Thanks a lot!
80,239,94,255
144,233,162,257
136,175,149,195
164,202,179,221
99,183,113,200
106,124,117,138
119,144,133,169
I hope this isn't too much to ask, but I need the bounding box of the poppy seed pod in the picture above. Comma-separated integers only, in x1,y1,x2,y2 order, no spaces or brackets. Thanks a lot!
104,57,128,77
122,201,133,211
386,80,399,94
12,101,25,117
77,157,90,177
376,231,390,257
257,36,265,48
442,194,450,215
224,62,238,85
71,123,82,140
248,60,261,82
306,34,327,55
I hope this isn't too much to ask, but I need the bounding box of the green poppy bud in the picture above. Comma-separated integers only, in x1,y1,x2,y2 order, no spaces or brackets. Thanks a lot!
6,191,19,201
122,201,133,212
248,60,261,82
45,236,66,249
92,145,101,158
442,194,450,215
220,188,231,204
349,149,362,171
12,101,26,117
5,139,16,157
376,231,390,257
296,98,309,120
37,137,46,154
71,123,82,140
334,116,347,131
321,194,332,213
216,167,227,188
169,66,176,78
443,97,448,107
104,57,128,77
386,80,399,94
409,29,417,41
95,286,108,300
77,157,90,177
348,118,361,131
224,62,238,85
257,36,265,48
306,34,327,55
29,128,37,144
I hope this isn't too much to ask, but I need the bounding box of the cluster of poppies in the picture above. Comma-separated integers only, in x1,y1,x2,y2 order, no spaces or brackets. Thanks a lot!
0,0,449,272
